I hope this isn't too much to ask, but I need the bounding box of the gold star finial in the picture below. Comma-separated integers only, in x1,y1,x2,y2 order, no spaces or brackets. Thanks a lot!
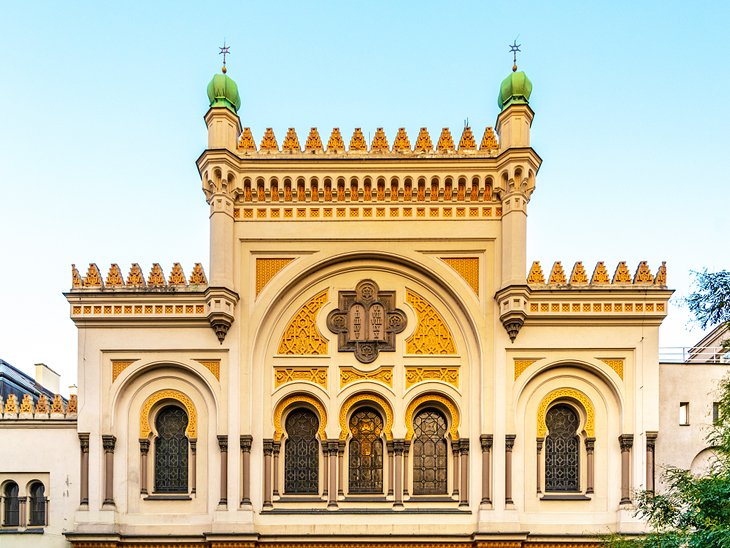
219,41,230,74
509,40,521,72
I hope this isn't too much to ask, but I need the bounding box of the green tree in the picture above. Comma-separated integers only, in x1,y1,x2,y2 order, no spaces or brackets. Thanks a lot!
606,270,730,547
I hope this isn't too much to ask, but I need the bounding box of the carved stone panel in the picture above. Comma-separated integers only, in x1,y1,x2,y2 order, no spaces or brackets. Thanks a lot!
326,280,407,364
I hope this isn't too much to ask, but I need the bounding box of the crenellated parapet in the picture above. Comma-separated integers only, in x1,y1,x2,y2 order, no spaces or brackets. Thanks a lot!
527,260,667,288
0,393,76,421
70,263,208,291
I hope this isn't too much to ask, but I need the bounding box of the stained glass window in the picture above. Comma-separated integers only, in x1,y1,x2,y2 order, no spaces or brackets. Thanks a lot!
28,482,46,526
284,408,320,494
545,404,580,492
154,406,189,493
348,408,384,494
3,482,19,526
412,408,448,495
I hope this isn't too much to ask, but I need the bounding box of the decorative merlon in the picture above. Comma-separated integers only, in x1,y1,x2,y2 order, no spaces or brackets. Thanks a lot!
527,261,668,289
1,393,76,420
70,263,208,291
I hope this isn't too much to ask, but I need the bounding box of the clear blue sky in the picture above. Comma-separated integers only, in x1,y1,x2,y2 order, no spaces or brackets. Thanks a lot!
1,2,728,390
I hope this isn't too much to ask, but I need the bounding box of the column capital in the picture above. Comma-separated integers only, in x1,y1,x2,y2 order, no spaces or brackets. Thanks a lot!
646,431,658,451
326,440,339,455
102,434,116,453
338,440,346,454
585,437,596,452
619,434,634,452
479,434,493,451
505,434,516,451
139,439,150,454
240,434,253,452
393,439,405,455
459,438,470,455
218,435,229,452
263,438,274,456
79,432,90,453
272,440,281,456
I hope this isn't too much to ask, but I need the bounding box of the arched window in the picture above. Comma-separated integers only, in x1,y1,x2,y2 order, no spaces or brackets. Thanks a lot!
284,408,320,494
28,482,46,526
154,405,189,493
3,482,19,526
412,408,448,495
545,404,581,492
348,407,384,494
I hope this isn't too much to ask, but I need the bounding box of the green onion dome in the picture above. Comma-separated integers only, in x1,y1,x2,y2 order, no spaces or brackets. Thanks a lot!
207,69,241,114
498,70,533,111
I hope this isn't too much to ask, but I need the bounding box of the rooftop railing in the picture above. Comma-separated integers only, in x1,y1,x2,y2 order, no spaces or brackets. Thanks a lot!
659,346,730,364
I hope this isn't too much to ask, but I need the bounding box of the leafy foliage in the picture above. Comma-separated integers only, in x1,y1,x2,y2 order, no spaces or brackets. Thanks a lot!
686,270,730,330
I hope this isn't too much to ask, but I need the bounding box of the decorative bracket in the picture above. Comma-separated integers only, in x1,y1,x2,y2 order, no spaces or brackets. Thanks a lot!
204,286,240,343
495,284,531,342
326,279,407,363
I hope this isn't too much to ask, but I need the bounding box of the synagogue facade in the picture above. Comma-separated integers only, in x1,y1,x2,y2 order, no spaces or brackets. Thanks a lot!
0,63,678,548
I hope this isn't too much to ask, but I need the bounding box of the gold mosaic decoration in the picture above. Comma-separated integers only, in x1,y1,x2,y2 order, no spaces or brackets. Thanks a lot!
35,394,49,414
255,258,294,296
189,263,207,285
273,393,327,442
371,127,389,152
111,359,138,382
591,262,610,284
634,261,654,284
85,263,103,287
304,127,323,152
570,262,589,285
480,127,498,151
166,263,186,286
260,128,278,151
274,367,327,388
548,261,567,285
20,394,33,413
349,128,367,151
537,388,595,438
140,389,197,438
458,126,476,150
405,290,456,355
393,127,411,151
339,392,394,440
441,257,479,295
339,366,393,388
327,128,345,152
67,394,77,414
655,261,667,286
514,358,541,380
282,128,300,152
414,127,433,151
404,393,460,441
50,394,64,414
106,264,124,287
238,127,256,151
71,264,82,288
405,367,459,389
612,261,632,284
527,261,546,284
195,359,221,380
437,128,455,151
4,394,18,413
277,290,329,355
599,358,624,379
147,263,166,287
126,263,146,286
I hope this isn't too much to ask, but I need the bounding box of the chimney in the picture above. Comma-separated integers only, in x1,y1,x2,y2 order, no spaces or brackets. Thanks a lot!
34,363,60,394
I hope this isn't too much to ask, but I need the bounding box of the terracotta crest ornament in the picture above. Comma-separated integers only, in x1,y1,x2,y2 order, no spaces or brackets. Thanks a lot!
326,279,407,364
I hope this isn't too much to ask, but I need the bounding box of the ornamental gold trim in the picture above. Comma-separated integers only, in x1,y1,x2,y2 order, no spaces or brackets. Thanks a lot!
598,358,624,379
275,367,328,388
405,366,459,389
140,389,197,438
111,359,138,382
277,290,329,355
273,393,327,442
340,366,393,388
405,290,456,355
339,392,394,441
404,393,460,441
194,359,221,380
441,257,479,295
256,258,294,296
513,358,541,380
537,388,595,438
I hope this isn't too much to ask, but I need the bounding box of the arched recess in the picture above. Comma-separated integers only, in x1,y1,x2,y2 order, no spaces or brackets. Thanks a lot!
273,393,327,442
404,392,460,441
339,391,394,441
537,387,595,438
140,389,197,439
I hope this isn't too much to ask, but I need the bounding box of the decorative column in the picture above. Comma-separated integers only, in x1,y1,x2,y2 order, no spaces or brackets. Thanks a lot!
452,440,460,499
102,435,116,506
393,440,404,510
322,440,329,499
459,439,469,507
327,441,338,509
387,440,394,498
190,439,197,494
272,441,280,499
479,435,492,504
263,439,273,509
139,439,150,495
240,435,252,505
585,437,596,494
646,432,657,492
218,435,228,506
337,441,345,499
403,440,411,499
78,433,89,506
505,435,515,505
619,434,633,505
536,437,543,494
19,497,26,527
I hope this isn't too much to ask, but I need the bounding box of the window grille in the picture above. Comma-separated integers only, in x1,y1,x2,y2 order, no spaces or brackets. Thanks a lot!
284,408,320,494
28,482,46,526
3,482,19,526
545,404,580,492
154,406,189,493
412,408,448,495
348,408,384,494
